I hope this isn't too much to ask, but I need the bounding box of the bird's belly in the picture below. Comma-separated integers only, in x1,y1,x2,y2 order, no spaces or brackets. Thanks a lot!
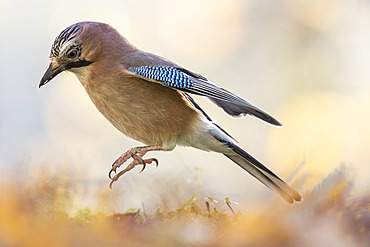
84,78,200,149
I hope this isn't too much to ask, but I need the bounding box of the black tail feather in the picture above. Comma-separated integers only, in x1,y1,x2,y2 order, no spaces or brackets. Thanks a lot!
225,143,302,203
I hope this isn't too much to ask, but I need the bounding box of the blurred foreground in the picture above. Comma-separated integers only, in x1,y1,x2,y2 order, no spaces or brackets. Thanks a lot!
0,164,368,247
1,1,369,245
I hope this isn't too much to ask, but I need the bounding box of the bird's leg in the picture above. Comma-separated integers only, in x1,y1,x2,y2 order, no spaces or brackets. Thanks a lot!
109,145,162,188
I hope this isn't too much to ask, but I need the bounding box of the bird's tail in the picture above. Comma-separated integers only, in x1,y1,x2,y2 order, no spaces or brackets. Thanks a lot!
224,142,302,204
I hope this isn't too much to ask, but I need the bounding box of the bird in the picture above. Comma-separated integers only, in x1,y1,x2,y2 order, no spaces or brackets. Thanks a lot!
39,21,302,204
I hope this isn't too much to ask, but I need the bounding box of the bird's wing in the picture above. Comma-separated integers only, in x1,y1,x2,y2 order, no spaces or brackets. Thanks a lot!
126,66,282,126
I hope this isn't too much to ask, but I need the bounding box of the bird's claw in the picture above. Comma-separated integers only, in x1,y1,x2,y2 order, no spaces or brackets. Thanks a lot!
139,160,146,173
108,166,117,180
151,158,159,168
109,151,132,179
138,158,159,173
108,148,159,188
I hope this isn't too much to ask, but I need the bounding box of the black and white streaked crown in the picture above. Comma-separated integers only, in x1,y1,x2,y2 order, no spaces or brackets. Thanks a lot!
50,23,82,58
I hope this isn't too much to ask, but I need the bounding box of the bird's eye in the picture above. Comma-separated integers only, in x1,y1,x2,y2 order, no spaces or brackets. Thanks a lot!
67,49,78,59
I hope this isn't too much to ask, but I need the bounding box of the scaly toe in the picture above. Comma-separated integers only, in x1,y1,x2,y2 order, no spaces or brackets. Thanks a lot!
109,168,129,188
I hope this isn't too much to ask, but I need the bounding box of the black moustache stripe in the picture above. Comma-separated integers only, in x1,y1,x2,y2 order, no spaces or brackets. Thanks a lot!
65,60,93,70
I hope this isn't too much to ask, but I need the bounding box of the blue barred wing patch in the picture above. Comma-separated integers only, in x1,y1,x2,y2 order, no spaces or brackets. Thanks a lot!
128,66,282,126
129,66,193,89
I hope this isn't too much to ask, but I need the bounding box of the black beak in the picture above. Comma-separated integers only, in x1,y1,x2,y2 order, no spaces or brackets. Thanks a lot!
39,60,92,88
39,64,65,88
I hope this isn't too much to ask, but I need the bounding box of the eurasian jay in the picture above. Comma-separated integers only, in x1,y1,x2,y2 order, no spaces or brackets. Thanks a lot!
39,21,301,203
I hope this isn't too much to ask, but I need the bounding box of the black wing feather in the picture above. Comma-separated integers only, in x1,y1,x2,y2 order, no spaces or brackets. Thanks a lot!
127,66,282,126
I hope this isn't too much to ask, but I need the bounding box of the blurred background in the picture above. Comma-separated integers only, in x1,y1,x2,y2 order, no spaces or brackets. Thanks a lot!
1,0,369,214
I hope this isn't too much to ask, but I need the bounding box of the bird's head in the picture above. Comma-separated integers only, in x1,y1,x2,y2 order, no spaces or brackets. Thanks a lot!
39,22,91,87
39,21,129,88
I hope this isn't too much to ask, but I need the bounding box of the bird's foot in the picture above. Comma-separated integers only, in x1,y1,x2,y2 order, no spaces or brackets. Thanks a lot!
108,146,160,188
